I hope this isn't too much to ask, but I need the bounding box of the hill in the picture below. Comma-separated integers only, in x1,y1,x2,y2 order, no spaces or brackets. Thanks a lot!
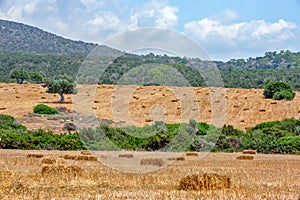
0,19,299,90
0,19,97,55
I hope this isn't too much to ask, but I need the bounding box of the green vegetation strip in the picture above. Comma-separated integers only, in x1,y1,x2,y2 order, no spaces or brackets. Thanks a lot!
0,114,299,154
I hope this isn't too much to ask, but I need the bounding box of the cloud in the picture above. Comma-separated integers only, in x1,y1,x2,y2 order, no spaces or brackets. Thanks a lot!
129,0,178,29
184,17,300,60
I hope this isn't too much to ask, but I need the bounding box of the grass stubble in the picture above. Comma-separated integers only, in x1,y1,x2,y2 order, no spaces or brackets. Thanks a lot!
0,150,299,199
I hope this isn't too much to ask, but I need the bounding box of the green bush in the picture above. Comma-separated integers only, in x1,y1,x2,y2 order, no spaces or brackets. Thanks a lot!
0,114,26,131
0,129,86,150
263,81,295,100
33,104,59,115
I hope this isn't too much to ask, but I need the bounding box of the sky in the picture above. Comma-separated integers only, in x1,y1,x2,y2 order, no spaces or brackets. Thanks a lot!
0,0,300,60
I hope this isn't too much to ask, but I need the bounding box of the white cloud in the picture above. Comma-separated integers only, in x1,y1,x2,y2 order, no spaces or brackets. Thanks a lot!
88,12,123,31
129,0,178,29
184,17,299,60
155,6,178,28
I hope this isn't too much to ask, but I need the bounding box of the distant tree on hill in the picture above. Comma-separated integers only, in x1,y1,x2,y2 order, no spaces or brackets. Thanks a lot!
43,75,77,103
10,69,29,84
263,81,295,100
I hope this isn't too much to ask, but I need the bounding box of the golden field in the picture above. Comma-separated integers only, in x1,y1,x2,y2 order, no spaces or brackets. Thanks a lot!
0,83,299,132
0,150,299,199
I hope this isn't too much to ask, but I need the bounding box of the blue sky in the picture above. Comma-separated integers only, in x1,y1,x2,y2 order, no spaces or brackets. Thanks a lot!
0,0,300,60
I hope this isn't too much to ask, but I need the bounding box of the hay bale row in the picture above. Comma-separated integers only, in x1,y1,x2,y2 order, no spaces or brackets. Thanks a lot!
236,155,254,160
242,149,257,154
27,153,44,158
41,165,83,177
179,173,231,191
140,158,165,167
185,152,199,156
118,154,134,158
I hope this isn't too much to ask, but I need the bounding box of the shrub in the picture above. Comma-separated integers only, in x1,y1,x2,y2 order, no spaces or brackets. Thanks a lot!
263,81,295,100
0,114,26,130
33,104,59,115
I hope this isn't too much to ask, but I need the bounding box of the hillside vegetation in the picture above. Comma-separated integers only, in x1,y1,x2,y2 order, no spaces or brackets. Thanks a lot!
0,19,97,55
0,19,299,90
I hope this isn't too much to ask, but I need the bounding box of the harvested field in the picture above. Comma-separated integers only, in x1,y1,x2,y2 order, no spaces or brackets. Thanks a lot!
0,83,299,131
0,150,299,199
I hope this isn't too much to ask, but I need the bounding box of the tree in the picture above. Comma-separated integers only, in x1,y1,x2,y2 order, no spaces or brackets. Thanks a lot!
29,72,44,83
43,75,77,103
10,69,29,84
263,81,295,100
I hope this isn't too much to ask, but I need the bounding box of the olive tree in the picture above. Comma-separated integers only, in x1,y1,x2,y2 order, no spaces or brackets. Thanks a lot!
43,75,77,103
10,69,29,84
263,81,295,100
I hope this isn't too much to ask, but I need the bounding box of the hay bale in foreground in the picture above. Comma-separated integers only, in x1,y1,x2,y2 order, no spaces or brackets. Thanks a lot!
179,173,231,191
236,155,254,160
41,165,83,177
185,152,199,156
242,149,257,154
27,153,43,158
140,158,165,167
119,154,134,158
0,170,14,193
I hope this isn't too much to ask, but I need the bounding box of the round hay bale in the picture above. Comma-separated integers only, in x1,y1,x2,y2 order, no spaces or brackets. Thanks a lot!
76,155,98,161
0,170,14,193
140,158,165,167
179,173,231,191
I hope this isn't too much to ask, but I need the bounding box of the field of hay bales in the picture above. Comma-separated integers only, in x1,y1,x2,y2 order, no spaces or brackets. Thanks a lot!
0,150,299,199
0,83,299,132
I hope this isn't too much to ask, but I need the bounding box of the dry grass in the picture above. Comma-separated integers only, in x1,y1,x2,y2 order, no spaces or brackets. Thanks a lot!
140,158,165,167
0,150,299,199
178,173,231,190
242,149,257,154
118,154,134,158
186,152,199,156
237,155,254,160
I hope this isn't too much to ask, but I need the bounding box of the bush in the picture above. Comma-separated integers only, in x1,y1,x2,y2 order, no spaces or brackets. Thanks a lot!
33,104,59,115
263,81,295,100
0,114,26,131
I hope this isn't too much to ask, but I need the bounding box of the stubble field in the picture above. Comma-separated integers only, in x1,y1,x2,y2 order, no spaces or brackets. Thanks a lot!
0,150,299,199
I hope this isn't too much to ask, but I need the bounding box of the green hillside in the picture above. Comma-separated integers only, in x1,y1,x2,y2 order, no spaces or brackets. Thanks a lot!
0,19,299,90
0,19,97,55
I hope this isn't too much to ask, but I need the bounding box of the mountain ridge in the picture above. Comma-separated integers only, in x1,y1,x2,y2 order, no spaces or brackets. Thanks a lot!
0,19,98,55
